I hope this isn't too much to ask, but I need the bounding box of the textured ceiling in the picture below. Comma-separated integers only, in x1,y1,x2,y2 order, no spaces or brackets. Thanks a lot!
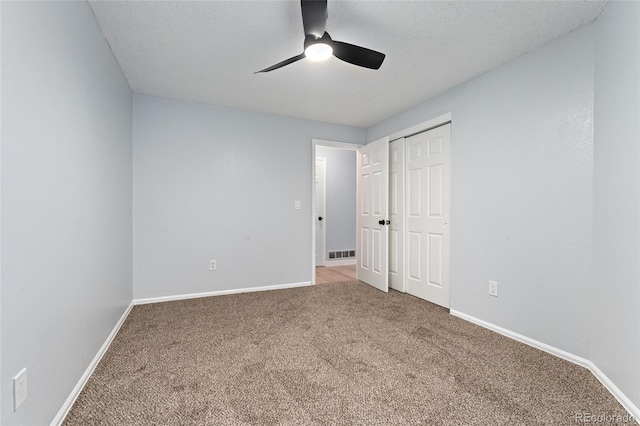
89,0,607,127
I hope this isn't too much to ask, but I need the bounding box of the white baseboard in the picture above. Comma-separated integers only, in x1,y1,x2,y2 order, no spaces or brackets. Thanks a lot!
51,301,134,426
322,258,356,267
133,281,312,305
450,310,591,368
450,310,640,423
589,363,640,423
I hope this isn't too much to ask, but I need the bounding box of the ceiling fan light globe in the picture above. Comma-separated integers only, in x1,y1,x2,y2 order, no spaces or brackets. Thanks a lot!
305,43,333,61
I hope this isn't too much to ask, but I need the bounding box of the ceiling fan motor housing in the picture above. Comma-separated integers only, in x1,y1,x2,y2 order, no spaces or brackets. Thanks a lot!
304,32,332,50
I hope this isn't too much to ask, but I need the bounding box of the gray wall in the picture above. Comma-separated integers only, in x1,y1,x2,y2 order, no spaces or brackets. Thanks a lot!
133,94,364,299
315,147,356,253
1,2,133,425
592,1,640,407
368,25,595,358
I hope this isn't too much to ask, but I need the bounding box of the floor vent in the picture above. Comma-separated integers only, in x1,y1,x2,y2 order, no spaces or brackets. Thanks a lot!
328,250,356,259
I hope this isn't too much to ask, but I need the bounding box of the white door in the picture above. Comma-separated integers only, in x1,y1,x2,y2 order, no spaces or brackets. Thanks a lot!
389,138,406,292
315,157,326,266
405,124,451,308
356,137,389,292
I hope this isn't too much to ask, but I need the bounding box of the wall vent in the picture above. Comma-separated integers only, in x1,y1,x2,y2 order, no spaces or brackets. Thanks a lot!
328,249,356,260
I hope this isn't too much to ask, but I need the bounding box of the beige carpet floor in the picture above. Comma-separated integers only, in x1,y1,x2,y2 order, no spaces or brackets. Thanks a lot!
64,281,629,425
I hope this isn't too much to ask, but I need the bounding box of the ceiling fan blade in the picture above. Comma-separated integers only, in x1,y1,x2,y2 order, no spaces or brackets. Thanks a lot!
301,0,327,39
331,40,385,70
255,53,306,73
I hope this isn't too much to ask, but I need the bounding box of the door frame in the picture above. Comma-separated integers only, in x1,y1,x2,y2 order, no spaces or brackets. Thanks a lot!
388,112,452,142
311,139,363,285
315,157,327,267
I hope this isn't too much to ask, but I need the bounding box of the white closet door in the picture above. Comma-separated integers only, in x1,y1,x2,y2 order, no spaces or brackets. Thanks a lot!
389,138,406,292
405,124,451,308
356,137,389,292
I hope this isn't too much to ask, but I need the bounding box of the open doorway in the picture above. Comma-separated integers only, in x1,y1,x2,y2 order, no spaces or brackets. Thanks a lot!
316,264,356,284
312,140,362,284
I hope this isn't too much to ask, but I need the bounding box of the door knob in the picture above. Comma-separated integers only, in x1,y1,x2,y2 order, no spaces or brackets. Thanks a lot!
318,216,323,221
378,220,390,226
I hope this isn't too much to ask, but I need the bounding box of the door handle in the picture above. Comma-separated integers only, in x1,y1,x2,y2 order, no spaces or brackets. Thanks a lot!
378,220,390,226
318,217,323,221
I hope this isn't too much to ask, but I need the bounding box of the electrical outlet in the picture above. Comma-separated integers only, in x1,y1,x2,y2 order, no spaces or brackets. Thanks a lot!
209,260,217,271
489,281,498,297
13,368,27,411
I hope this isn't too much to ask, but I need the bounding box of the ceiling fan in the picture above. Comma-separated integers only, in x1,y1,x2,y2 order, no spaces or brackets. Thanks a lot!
256,0,385,73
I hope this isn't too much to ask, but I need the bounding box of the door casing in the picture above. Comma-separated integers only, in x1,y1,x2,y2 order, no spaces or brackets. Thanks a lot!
315,157,327,267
